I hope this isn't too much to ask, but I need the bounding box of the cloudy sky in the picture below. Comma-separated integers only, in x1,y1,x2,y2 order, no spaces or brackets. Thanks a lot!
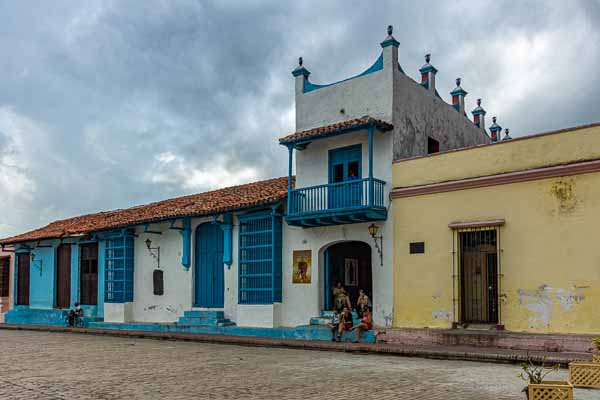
0,0,598,238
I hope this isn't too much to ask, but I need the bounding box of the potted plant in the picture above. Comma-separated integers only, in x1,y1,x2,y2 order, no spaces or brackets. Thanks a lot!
519,356,572,400
593,337,600,363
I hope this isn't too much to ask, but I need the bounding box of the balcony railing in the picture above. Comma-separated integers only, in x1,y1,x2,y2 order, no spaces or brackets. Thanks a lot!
289,178,386,217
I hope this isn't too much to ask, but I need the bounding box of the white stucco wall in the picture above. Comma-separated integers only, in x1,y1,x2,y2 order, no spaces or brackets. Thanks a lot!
104,302,134,323
294,46,396,131
280,218,394,328
131,222,194,322
237,304,281,328
126,216,240,324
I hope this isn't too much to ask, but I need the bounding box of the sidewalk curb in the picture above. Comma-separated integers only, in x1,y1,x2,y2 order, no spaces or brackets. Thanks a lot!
0,324,591,367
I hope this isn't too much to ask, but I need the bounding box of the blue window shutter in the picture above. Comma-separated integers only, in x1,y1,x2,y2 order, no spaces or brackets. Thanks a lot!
238,211,282,304
104,233,134,303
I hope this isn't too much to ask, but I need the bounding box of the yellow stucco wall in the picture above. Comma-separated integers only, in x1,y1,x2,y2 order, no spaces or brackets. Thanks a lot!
393,124,600,188
392,125,600,334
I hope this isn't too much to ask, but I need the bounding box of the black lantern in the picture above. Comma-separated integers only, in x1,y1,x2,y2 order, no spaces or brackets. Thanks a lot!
368,223,383,267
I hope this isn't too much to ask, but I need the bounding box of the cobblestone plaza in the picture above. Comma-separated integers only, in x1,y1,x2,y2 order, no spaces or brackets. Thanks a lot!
0,330,599,399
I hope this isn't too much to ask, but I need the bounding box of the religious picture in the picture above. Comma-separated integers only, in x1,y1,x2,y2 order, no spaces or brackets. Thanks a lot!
344,258,358,286
292,250,312,284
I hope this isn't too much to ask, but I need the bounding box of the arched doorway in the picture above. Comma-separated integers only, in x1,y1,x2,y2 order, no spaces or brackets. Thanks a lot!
323,241,372,311
194,223,224,308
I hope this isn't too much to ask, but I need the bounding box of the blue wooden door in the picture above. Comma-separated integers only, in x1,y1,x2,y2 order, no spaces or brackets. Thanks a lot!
195,223,224,308
328,144,362,209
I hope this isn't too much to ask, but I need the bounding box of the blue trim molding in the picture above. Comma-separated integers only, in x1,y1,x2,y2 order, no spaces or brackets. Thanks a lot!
302,53,383,93
214,214,233,268
179,218,192,269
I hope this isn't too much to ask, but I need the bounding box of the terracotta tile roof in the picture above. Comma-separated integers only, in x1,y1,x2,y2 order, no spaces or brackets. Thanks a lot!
1,176,293,245
279,116,393,145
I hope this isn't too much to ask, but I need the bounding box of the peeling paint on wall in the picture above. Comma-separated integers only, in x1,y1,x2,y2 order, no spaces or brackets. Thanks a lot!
517,284,586,328
550,178,579,215
432,309,452,321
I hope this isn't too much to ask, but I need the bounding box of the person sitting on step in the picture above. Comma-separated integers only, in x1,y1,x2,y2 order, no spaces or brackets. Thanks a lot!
335,307,354,342
67,302,84,327
352,305,373,343
328,310,340,341
332,282,352,313
356,289,371,317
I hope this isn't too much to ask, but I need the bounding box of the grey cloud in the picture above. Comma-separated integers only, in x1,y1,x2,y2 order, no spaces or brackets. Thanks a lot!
0,0,598,237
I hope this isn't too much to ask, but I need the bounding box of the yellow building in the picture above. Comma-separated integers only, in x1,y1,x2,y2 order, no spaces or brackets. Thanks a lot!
391,123,600,334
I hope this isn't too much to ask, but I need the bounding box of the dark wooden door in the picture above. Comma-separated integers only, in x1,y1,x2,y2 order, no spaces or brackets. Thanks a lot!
56,244,71,308
80,243,98,305
16,253,30,306
0,257,10,298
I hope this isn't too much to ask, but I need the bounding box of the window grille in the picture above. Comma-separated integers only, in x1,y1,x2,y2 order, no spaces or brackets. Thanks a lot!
0,257,9,298
238,212,282,304
452,226,502,325
105,234,134,303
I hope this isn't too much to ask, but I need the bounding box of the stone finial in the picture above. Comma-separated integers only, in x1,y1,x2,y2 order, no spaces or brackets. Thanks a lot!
503,128,512,140
477,98,481,107
493,116,497,124
298,57,303,66
456,77,462,87
425,53,431,64
381,24,400,48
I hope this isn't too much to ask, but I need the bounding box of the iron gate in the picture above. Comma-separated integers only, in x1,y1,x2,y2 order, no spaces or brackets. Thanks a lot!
459,229,499,324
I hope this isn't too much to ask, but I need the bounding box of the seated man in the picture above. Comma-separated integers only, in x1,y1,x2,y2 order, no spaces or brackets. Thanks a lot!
67,302,84,327
328,310,340,341
334,307,354,342
351,305,373,343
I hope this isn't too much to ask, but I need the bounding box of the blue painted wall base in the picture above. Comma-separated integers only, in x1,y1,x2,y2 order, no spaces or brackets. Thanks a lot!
5,308,69,327
87,309,376,344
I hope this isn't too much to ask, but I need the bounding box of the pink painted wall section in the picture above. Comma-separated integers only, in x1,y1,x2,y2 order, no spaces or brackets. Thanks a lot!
0,250,14,323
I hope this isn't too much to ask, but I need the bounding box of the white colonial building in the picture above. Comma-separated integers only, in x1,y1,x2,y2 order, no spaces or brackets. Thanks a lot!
1,26,489,337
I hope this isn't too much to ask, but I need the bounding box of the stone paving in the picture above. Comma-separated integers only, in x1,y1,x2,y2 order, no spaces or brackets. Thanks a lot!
0,330,599,400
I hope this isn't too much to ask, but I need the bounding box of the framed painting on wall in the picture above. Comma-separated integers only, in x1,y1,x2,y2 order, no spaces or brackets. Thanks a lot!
293,250,311,284
344,258,358,286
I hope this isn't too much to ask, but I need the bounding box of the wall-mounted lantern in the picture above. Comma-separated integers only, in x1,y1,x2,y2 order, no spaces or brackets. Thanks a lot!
368,223,383,267
145,238,164,296
145,238,161,268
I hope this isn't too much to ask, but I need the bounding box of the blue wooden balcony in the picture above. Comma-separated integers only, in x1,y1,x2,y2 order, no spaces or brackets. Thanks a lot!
286,178,387,227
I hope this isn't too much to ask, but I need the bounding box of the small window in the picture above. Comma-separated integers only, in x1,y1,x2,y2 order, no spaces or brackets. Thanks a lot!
428,137,440,154
409,242,425,254
153,269,164,296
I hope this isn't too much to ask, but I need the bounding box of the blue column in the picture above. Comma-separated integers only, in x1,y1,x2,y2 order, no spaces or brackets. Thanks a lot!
287,145,293,213
221,214,233,268
179,218,192,269
12,252,20,307
368,123,374,208
97,240,105,318
70,244,80,308
324,249,330,310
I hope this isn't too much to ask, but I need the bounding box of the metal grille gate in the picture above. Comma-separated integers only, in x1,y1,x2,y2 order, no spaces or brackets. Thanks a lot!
459,229,499,324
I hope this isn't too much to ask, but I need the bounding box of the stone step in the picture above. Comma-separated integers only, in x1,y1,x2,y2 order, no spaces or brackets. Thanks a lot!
310,316,361,326
320,310,359,319
87,322,376,344
177,317,235,327
377,328,597,353
183,310,224,318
